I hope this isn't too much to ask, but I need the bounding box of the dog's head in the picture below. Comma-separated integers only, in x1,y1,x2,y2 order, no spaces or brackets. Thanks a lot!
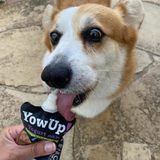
41,0,145,120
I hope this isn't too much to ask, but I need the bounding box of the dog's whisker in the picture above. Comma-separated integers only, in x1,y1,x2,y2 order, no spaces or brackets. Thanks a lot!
75,82,94,97
77,94,81,102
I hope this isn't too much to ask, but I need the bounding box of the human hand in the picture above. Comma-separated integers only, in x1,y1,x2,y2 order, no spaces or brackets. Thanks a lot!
0,125,56,160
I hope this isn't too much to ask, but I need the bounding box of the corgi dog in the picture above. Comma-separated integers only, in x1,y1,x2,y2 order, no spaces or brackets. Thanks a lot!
41,0,145,121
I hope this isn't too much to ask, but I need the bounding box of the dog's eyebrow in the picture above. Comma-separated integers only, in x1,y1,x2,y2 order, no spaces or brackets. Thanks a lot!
86,17,94,26
55,23,59,29
80,17,95,31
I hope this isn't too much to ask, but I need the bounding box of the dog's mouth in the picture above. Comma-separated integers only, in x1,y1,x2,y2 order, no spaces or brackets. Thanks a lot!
56,92,87,121
73,93,87,106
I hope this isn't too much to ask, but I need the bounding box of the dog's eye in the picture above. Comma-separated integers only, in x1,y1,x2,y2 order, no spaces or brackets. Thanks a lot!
49,31,61,45
89,29,102,41
83,28,104,42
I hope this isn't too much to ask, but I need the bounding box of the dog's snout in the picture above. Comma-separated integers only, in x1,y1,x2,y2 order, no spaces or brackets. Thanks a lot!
41,63,72,89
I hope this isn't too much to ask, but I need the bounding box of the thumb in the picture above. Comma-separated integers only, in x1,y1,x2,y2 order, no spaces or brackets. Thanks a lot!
19,141,56,159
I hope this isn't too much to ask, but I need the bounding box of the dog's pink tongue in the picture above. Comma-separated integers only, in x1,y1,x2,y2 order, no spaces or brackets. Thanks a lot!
57,93,76,121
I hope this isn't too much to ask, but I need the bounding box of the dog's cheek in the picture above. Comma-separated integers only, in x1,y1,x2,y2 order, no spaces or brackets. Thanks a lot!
91,36,109,55
122,26,138,51
83,37,116,63
91,40,119,69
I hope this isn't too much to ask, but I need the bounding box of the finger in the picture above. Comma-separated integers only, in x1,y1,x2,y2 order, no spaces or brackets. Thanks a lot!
8,125,24,140
19,141,56,159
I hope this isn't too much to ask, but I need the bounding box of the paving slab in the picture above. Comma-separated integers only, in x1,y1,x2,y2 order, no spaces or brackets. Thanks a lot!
74,141,122,160
60,127,74,160
137,2,160,55
153,149,160,160
73,107,125,160
7,0,23,4
135,49,153,73
143,0,160,4
120,62,160,145
0,86,46,130
153,55,160,62
0,26,45,87
0,0,56,92
123,142,151,160
0,0,55,33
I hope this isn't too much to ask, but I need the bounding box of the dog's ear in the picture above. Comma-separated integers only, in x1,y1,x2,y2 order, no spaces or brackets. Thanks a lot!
115,0,145,30
43,4,59,30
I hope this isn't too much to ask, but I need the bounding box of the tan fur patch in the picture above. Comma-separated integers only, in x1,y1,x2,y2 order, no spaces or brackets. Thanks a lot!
56,0,111,10
115,2,127,16
51,9,59,22
43,10,60,52
43,31,52,52
108,27,138,99
108,51,136,99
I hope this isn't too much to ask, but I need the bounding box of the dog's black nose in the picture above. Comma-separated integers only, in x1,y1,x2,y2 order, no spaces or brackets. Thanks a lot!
41,63,72,89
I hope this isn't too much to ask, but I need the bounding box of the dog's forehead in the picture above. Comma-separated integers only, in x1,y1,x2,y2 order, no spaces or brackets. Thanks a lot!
53,7,79,32
74,4,122,30
51,4,123,43
53,5,107,32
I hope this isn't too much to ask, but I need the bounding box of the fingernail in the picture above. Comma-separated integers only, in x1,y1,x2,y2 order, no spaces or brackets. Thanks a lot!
44,142,56,153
